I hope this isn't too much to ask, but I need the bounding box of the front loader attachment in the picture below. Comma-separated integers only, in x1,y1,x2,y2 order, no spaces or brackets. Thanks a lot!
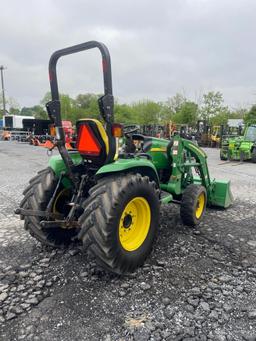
193,176,233,208
208,179,233,208
169,136,233,209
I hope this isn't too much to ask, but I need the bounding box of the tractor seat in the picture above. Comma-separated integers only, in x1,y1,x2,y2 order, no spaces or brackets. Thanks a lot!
76,119,109,166
132,133,153,153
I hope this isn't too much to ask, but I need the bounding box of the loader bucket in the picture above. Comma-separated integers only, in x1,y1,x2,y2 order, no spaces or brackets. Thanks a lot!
209,179,233,208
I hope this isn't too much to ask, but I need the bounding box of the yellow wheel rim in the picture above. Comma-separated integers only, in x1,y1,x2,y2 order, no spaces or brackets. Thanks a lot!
119,197,151,252
53,188,71,215
195,192,205,219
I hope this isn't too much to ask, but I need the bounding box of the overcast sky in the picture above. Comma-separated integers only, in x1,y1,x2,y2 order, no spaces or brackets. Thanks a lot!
1,0,256,110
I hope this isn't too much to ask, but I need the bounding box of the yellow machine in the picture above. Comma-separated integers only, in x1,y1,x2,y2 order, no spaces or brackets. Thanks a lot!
211,126,221,147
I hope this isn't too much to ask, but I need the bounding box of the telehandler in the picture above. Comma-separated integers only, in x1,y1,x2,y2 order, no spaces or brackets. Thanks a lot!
220,124,256,162
16,41,233,274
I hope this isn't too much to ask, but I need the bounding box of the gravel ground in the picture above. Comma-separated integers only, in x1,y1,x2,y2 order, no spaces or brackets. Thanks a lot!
0,141,256,341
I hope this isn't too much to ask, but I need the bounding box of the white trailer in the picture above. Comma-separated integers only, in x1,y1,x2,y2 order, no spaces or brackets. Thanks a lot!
227,119,244,128
3,115,35,129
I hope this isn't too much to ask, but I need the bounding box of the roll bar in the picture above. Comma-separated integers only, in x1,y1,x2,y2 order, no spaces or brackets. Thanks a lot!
45,41,116,183
47,40,114,126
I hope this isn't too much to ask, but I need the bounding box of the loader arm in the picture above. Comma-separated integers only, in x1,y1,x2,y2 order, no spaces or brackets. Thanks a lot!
161,135,211,197
178,138,212,188
160,135,233,208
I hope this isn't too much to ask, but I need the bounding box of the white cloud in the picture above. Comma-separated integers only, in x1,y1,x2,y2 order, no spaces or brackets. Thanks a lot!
1,0,256,108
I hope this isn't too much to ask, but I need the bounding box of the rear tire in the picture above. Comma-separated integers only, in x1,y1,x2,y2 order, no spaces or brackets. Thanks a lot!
19,167,78,247
251,148,256,163
78,174,160,274
180,184,207,227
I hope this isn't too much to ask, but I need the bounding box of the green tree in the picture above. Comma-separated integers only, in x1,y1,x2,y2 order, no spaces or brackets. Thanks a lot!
244,105,256,124
131,100,163,124
200,91,227,122
156,103,173,123
19,105,47,119
210,111,229,126
60,94,74,120
167,93,186,115
173,101,198,126
231,107,248,119
209,106,248,126
9,107,20,115
113,103,135,123
76,93,99,109
31,105,48,119
20,107,34,116
40,92,102,123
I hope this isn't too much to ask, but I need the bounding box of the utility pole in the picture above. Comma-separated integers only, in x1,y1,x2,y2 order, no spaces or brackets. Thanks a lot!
0,65,7,116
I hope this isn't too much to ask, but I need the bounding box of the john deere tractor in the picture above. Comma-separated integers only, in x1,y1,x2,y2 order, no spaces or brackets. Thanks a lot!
16,41,233,274
220,124,256,162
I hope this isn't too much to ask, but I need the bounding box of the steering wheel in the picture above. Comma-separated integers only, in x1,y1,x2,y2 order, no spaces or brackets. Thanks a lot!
123,125,140,137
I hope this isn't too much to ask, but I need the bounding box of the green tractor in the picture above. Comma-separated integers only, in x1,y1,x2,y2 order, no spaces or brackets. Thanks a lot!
16,41,233,274
220,124,256,162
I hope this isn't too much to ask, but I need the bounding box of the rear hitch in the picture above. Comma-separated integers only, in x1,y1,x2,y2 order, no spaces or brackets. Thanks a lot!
14,208,63,220
40,220,81,229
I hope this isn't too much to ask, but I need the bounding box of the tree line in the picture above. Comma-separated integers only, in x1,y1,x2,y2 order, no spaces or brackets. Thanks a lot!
1,91,256,126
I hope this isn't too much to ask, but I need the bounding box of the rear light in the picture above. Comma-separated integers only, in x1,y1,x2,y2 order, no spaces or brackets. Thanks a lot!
112,123,123,138
77,124,101,156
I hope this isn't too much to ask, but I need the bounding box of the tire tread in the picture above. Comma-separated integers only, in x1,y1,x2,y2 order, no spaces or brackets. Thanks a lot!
79,173,160,274
180,184,207,227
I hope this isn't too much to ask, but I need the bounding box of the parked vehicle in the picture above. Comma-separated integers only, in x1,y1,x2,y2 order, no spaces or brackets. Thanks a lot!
3,115,35,129
16,41,233,275
220,124,256,162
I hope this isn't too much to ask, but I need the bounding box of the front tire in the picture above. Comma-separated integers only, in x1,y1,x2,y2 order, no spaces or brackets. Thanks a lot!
19,168,78,247
180,184,207,227
78,174,160,274
251,148,256,163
